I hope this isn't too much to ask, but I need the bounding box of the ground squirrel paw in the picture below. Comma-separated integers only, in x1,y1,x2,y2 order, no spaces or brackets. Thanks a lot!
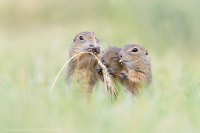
95,65,102,73
108,69,115,77
119,71,128,80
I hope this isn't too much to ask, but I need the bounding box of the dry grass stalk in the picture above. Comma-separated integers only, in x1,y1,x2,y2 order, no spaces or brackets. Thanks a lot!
49,52,120,99
89,53,120,99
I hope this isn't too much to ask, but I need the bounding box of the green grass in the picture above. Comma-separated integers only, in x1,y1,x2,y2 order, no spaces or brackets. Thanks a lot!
0,0,200,133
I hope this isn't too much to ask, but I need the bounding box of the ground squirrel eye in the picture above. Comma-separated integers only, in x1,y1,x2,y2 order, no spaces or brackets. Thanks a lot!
79,36,84,40
132,48,138,52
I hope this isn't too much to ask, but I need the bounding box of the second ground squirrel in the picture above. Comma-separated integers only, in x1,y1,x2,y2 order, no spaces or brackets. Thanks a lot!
65,32,100,95
95,46,122,81
118,44,152,95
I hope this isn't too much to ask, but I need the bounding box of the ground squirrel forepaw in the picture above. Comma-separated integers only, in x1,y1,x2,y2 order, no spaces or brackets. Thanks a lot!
95,66,102,73
96,69,102,73
109,73,115,77
119,72,128,80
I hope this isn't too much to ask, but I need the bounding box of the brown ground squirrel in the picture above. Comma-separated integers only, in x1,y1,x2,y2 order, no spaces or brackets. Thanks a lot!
65,32,100,95
118,44,152,95
95,46,122,81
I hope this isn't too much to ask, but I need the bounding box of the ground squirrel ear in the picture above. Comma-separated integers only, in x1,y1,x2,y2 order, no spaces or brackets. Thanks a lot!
73,37,76,42
145,50,148,55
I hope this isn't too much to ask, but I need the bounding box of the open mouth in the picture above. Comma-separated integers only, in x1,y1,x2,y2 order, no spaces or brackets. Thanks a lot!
119,60,123,63
119,59,128,65
119,60,123,65
119,60,128,62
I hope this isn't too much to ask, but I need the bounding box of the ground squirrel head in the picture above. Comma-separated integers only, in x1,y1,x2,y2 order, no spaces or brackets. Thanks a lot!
72,31,100,54
118,44,149,65
96,46,122,77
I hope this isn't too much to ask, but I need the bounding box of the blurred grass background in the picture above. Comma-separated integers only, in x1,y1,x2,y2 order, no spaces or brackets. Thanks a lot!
0,0,200,133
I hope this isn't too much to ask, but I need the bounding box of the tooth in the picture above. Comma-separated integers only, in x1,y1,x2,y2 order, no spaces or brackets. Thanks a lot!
121,62,123,65
119,60,123,62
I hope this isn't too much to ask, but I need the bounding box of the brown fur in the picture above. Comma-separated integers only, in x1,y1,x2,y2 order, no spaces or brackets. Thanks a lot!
118,44,152,95
95,46,122,81
65,32,100,95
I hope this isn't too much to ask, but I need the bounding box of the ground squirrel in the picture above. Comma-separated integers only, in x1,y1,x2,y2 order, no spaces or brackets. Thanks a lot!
95,46,122,81
118,44,152,95
65,32,100,95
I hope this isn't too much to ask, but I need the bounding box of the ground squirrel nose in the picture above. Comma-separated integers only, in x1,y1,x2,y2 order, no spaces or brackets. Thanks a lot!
118,53,122,58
